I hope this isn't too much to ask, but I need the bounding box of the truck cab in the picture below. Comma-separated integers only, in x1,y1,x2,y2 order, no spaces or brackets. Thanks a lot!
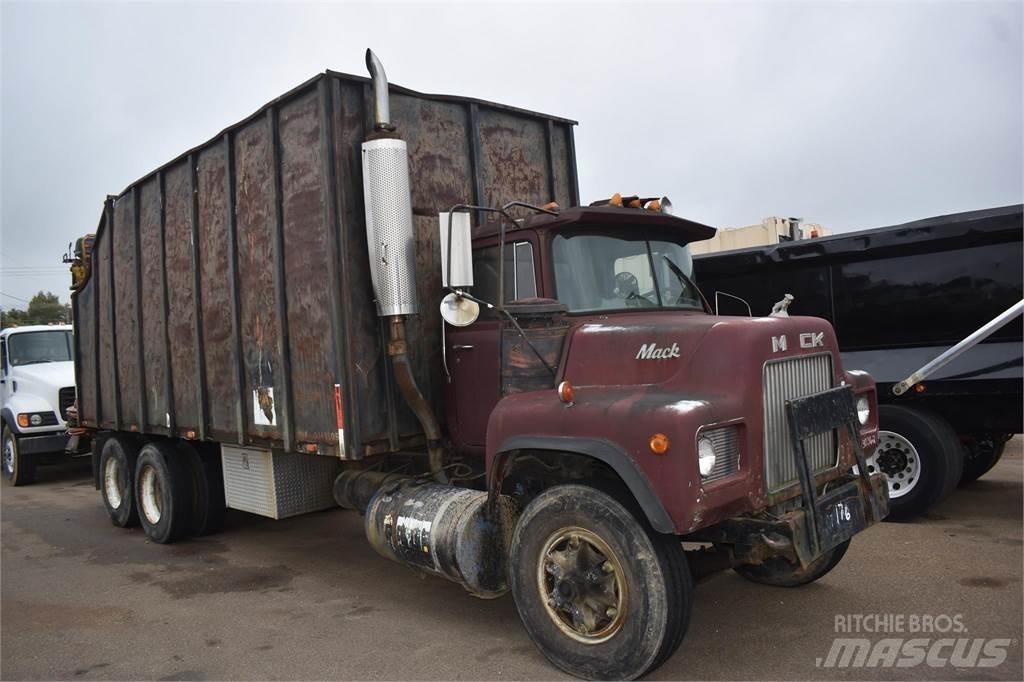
0,324,81,485
445,202,886,539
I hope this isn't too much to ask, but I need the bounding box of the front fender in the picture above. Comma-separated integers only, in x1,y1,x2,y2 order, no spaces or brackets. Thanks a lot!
2,394,60,435
486,386,722,534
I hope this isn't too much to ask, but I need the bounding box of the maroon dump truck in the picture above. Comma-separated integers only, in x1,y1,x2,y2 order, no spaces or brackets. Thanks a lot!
71,51,888,679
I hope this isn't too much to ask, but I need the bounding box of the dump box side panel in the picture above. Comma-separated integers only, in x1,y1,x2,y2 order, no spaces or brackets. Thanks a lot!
196,143,237,442
138,177,169,433
279,89,340,447
72,70,579,457
96,203,117,429
234,115,285,445
112,193,141,429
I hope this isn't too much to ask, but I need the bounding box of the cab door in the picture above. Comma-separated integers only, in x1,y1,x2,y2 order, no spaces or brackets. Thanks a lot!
446,239,539,449
0,338,10,410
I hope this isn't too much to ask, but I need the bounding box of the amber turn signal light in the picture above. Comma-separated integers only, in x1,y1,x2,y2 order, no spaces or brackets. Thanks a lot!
649,433,670,455
557,380,574,404
16,414,29,428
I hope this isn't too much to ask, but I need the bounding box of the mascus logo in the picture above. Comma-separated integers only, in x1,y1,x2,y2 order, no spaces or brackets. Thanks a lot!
636,342,681,360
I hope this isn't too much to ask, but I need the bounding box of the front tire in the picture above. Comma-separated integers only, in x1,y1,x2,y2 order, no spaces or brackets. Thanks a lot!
135,441,193,544
509,484,692,680
2,426,35,486
869,405,963,520
734,539,850,587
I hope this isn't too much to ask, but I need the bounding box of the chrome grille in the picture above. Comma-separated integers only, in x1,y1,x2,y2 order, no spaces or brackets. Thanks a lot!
763,353,836,491
700,425,740,483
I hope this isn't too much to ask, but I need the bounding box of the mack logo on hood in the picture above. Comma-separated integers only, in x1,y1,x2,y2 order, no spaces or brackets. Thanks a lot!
636,342,681,360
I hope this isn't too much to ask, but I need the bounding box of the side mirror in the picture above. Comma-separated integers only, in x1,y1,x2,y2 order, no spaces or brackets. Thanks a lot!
438,211,474,289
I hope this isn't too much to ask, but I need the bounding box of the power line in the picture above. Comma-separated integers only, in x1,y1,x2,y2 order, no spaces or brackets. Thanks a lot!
0,291,33,304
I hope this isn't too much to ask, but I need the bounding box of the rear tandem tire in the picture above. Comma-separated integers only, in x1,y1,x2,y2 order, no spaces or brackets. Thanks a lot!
99,436,140,527
178,442,225,537
734,539,851,587
874,405,963,520
508,484,693,680
135,441,194,544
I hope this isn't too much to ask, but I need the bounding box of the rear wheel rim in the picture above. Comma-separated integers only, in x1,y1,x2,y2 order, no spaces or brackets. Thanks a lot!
537,526,628,644
2,436,14,477
103,457,123,509
139,464,163,525
867,430,921,499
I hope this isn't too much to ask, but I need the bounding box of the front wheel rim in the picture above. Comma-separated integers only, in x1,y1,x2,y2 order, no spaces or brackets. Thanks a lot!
2,436,14,477
103,457,123,509
865,430,921,498
139,465,163,525
537,526,628,644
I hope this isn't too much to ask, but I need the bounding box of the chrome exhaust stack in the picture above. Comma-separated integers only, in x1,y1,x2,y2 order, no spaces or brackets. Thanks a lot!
365,49,393,132
360,49,445,481
361,49,417,317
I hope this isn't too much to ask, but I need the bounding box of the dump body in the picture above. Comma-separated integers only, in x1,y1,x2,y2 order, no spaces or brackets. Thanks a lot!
693,205,1023,434
72,70,579,458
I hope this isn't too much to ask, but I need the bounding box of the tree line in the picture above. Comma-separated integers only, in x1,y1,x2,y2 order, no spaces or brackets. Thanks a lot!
1,292,71,328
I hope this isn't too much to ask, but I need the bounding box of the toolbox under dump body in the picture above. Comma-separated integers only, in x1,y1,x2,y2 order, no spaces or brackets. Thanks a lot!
72,70,579,458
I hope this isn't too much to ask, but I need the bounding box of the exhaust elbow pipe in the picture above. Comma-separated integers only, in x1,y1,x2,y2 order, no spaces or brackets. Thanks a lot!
365,48,393,131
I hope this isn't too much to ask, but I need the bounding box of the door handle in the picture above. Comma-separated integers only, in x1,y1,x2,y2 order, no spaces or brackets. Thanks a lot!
451,345,474,351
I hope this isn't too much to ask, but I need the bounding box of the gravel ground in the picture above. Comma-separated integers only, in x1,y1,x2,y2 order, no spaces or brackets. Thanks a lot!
2,438,1021,681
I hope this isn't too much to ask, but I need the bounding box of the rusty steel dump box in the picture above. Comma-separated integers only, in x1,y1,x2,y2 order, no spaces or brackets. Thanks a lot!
72,69,578,458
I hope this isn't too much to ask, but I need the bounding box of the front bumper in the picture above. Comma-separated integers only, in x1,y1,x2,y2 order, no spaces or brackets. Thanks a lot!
694,472,888,568
18,432,72,456
692,386,889,568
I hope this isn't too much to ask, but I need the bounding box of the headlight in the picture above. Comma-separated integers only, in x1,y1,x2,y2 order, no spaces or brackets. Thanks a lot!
697,437,717,477
856,396,870,425
29,414,42,426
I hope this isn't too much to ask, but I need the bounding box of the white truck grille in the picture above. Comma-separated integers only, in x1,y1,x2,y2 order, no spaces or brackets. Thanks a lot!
763,352,837,491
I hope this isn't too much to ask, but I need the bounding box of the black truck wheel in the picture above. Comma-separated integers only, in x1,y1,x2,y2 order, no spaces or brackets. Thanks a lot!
99,436,140,527
135,441,193,544
960,433,1012,485
734,539,850,587
2,426,36,486
178,442,225,537
868,405,963,520
509,484,692,680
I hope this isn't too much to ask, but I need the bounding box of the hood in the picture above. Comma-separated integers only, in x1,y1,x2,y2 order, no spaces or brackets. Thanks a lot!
10,361,75,391
562,313,841,389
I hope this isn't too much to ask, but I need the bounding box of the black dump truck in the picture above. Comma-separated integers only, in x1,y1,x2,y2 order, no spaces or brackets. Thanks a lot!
694,205,1023,518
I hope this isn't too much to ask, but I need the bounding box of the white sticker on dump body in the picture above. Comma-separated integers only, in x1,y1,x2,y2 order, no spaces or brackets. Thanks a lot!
253,387,276,426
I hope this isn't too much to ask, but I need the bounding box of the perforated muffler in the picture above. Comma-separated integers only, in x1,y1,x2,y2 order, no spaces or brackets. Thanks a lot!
361,136,418,316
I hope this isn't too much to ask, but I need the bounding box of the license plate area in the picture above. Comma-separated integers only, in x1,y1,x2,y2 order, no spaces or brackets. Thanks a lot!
814,481,867,554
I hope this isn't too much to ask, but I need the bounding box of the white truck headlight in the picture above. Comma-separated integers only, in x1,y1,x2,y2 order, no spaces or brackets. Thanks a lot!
697,437,717,477
29,413,43,426
856,396,870,425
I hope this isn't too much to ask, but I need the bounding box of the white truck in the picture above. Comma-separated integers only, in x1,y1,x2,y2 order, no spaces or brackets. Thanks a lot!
0,324,82,485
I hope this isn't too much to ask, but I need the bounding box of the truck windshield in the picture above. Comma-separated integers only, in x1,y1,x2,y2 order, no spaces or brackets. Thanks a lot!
7,331,73,366
552,229,703,313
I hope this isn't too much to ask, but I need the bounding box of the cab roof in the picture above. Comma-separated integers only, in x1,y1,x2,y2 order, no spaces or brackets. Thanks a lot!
473,206,717,243
0,324,72,337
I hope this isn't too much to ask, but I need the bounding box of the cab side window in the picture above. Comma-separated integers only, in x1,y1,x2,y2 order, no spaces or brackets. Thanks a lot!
471,242,538,319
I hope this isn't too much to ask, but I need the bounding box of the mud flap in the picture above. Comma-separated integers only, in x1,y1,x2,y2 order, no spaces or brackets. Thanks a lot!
786,386,887,560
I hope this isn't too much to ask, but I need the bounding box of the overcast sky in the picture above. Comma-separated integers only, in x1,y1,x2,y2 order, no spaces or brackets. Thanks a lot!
2,0,1021,307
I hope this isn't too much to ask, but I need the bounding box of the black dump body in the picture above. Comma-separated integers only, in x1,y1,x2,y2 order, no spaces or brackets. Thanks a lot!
72,69,579,458
693,205,1023,435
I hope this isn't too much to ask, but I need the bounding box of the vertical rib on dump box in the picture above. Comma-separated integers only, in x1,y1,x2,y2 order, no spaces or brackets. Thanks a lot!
72,70,579,458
